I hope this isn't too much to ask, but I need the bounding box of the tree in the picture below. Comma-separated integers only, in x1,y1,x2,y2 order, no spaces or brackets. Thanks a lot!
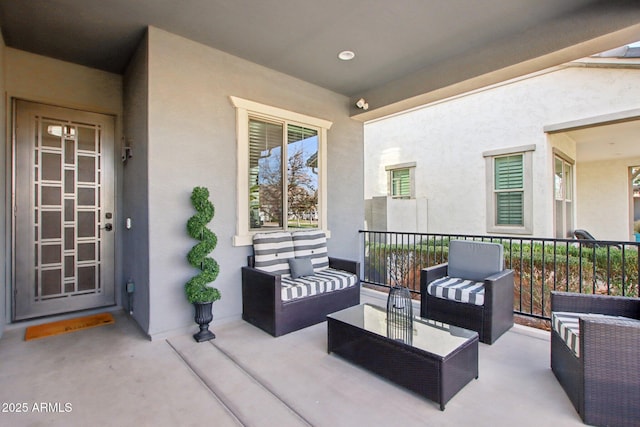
258,151,283,225
287,148,316,225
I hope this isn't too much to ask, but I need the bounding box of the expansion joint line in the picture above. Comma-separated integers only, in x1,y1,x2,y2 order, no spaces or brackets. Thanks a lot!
209,340,314,427
166,340,245,426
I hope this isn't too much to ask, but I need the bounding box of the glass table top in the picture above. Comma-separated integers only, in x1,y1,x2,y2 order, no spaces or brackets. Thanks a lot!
327,303,478,357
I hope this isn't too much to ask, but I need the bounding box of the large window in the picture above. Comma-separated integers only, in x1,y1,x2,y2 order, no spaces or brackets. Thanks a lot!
484,145,535,234
249,119,319,230
231,97,332,246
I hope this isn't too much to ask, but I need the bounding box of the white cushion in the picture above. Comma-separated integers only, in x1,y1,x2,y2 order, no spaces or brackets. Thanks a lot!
253,232,294,276
427,276,485,306
291,230,329,272
552,312,581,357
552,311,634,357
280,268,357,302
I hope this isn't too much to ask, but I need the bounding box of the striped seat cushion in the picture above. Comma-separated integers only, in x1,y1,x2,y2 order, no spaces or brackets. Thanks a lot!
253,232,294,276
552,311,630,358
552,312,581,357
427,276,485,306
292,230,329,272
280,268,357,302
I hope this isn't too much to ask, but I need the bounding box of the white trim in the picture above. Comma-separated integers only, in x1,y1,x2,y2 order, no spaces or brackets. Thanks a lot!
385,161,416,171
486,149,534,235
319,127,328,231
483,144,536,158
235,106,250,246
230,96,333,246
544,108,640,133
230,96,333,130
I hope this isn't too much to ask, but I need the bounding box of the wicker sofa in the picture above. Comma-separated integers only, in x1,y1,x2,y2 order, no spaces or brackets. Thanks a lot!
241,230,360,337
551,291,640,427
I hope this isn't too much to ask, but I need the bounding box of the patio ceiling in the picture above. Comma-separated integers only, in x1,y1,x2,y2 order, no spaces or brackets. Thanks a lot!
569,119,640,162
546,108,640,162
0,0,639,120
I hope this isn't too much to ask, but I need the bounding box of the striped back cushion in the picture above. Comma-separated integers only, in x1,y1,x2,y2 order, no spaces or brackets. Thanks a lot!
253,232,294,276
292,230,329,271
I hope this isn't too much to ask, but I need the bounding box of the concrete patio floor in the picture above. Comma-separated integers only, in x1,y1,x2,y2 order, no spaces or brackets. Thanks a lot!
0,294,584,427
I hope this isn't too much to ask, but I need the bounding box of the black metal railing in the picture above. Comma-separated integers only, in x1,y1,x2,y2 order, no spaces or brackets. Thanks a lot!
359,230,640,321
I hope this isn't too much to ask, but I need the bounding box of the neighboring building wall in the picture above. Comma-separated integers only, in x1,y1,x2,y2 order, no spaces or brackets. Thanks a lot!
123,34,151,333
2,48,123,325
365,65,640,238
577,157,640,240
143,27,363,338
365,196,428,233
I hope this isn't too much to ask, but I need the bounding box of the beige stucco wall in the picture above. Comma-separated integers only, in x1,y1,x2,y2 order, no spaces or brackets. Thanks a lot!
577,157,640,240
365,65,640,238
144,27,363,338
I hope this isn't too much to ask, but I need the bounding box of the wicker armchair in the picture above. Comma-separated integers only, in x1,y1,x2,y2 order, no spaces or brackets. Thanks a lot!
420,240,514,344
551,291,640,427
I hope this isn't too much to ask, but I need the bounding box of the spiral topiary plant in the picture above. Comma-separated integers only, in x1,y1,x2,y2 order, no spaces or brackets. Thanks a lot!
185,186,221,304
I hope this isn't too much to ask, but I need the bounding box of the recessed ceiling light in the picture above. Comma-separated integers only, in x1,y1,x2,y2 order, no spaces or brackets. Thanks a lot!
338,50,355,61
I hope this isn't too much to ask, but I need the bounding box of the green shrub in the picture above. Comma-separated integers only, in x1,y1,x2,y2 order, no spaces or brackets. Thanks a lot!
364,238,639,318
185,187,221,304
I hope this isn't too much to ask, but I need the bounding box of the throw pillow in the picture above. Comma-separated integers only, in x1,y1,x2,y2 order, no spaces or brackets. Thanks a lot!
289,257,314,279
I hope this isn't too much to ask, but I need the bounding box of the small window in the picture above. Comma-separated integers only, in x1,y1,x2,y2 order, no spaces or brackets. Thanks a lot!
386,162,416,199
391,168,411,198
494,155,524,226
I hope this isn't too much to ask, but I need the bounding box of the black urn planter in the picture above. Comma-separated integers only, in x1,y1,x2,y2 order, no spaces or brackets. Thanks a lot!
193,301,216,342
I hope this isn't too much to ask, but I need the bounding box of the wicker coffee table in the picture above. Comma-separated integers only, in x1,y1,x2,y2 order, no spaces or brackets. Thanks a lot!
327,303,478,410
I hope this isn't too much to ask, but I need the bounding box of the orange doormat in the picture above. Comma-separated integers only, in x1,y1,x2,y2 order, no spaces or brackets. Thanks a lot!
24,312,115,341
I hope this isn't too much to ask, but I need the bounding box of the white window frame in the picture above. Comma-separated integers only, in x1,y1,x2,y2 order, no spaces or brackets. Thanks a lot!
483,144,535,235
553,149,575,239
231,96,332,246
385,162,416,199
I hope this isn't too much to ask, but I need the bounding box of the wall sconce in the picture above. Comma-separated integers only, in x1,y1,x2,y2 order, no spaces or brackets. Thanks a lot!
355,98,369,110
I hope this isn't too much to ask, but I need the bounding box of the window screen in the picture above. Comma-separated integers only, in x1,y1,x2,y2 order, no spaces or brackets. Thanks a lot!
494,155,524,226
391,168,410,198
